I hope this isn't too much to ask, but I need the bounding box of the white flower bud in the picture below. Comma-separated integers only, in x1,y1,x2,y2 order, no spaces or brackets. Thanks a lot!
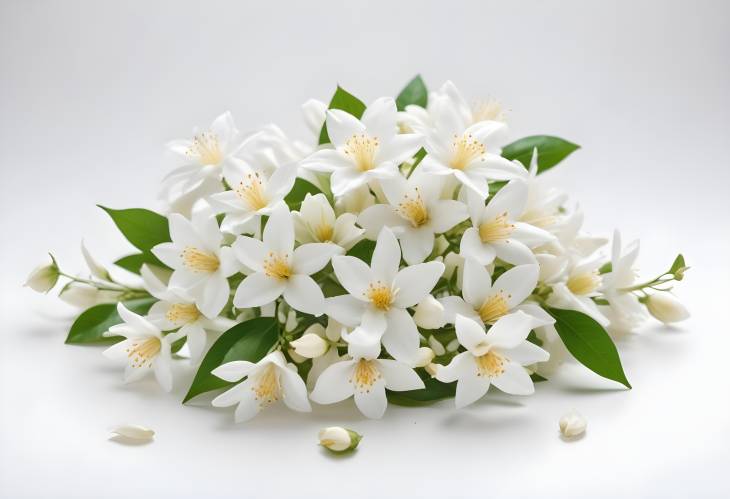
646,293,690,324
285,310,298,332
304,323,326,337
287,348,307,364
433,235,449,256
443,252,462,280
109,424,155,442
413,295,446,329
318,426,362,453
427,335,446,356
290,333,328,359
60,284,119,308
25,258,60,293
414,347,435,367
324,319,344,341
559,410,587,438
446,338,460,353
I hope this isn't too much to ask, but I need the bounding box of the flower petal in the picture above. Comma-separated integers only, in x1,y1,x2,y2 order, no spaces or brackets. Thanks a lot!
491,264,539,309
371,227,401,283
429,200,468,233
491,362,534,395
232,236,265,272
233,273,286,308
283,275,325,316
361,97,398,140
503,341,550,366
309,360,356,404
376,359,425,391
485,311,535,350
462,257,493,308
198,272,229,318
493,239,536,265
455,314,489,353
263,204,294,255
357,204,405,240
484,179,528,220
392,261,444,308
212,360,256,382
434,351,472,383
455,364,491,408
292,243,339,275
353,377,388,419
398,228,435,265
324,295,366,327
326,109,366,148
331,255,372,299
460,227,496,265
279,367,312,413
381,308,420,364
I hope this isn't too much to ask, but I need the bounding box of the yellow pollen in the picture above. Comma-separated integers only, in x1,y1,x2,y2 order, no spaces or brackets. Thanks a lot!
449,133,485,170
344,134,379,172
165,303,201,325
251,364,280,406
235,172,268,211
479,212,515,243
365,281,394,311
126,337,161,368
187,131,222,166
351,359,381,392
478,292,511,324
475,350,506,377
182,247,220,273
567,271,602,296
471,99,505,123
263,252,292,280
397,188,430,227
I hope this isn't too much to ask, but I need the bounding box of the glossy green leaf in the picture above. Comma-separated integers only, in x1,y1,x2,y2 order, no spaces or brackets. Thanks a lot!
65,297,156,345
284,178,323,210
396,75,428,111
547,308,631,388
183,318,278,403
99,206,170,253
114,253,167,274
346,239,376,265
319,86,367,145
387,377,455,406
502,136,580,174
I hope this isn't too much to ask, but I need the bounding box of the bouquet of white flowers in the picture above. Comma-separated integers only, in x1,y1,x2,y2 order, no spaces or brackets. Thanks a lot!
27,76,690,422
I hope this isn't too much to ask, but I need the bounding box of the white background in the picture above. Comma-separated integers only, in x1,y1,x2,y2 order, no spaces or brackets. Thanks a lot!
1,1,729,497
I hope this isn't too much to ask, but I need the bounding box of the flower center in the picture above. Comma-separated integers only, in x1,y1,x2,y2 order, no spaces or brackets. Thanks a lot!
251,364,280,406
521,210,557,229
126,337,161,368
475,350,506,377
165,303,201,325
477,292,511,324
365,281,395,311
235,172,269,211
478,212,515,243
182,247,220,273
449,133,485,170
344,134,379,172
471,99,505,123
187,131,223,166
397,187,430,228
263,252,292,280
313,222,334,243
567,271,601,296
351,359,381,393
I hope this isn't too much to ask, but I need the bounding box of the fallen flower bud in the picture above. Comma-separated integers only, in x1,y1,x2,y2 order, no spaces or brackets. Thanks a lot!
318,426,362,453
559,410,587,438
110,424,155,442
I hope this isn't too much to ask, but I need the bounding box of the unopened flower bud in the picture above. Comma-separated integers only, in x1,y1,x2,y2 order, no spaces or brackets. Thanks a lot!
413,295,445,329
60,283,119,308
646,293,690,324
446,338,460,353
443,252,462,279
324,320,344,341
290,333,328,358
424,363,440,377
427,335,446,356
285,310,298,332
318,426,362,453
287,348,307,364
559,410,587,438
109,424,155,442
25,257,60,293
414,347,435,367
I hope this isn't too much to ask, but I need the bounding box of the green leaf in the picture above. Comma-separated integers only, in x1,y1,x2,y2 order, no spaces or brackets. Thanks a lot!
284,178,323,210
346,239,376,265
183,317,278,403
502,136,580,174
396,75,428,111
114,253,167,274
547,308,631,388
65,297,156,345
531,373,548,382
669,254,688,280
598,262,612,274
99,206,170,253
318,86,367,145
387,377,455,406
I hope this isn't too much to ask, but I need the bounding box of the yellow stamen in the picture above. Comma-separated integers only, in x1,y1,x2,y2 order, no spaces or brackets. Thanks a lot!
365,281,394,311
235,172,268,211
263,252,292,280
344,134,379,172
478,212,515,243
478,292,511,324
251,364,280,406
126,337,161,368
182,247,220,273
397,187,430,228
187,131,222,166
567,271,601,296
312,212,334,242
165,303,201,325
351,359,381,393
475,350,506,377
449,133,485,170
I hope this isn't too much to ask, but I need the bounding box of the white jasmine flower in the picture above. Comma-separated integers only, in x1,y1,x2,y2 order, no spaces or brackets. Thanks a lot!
310,334,424,419
460,179,554,266
646,293,690,324
208,160,298,234
434,313,549,408
151,207,240,318
300,97,423,196
602,231,647,327
325,227,444,363
141,265,234,364
413,294,446,329
559,409,587,438
319,426,362,453
293,193,364,251
211,351,311,422
290,333,329,359
357,172,468,264
109,424,155,442
25,257,59,293
232,205,340,315
102,304,178,392
546,254,610,327
439,257,554,328
515,150,568,232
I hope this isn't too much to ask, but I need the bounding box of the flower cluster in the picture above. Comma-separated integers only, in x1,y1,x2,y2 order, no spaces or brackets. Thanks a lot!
29,76,690,422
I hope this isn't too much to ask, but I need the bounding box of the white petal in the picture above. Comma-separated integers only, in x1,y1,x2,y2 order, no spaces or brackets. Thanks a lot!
212,360,256,382
462,257,493,308
361,97,398,139
353,377,388,418
153,356,173,392
492,264,539,308
493,239,536,265
503,341,550,366
232,236,265,272
512,222,555,248
439,296,479,324
491,362,534,395
392,261,444,308
428,200,468,233
331,255,372,298
326,109,366,147
233,273,286,308
455,314,489,353
283,275,325,315
309,360,356,404
151,242,183,269
324,295,366,327
357,204,405,240
168,213,205,248
212,379,252,407
198,272,229,318
181,323,207,364
279,367,312,412
263,204,294,255
455,367,491,408
460,227,496,265
434,351,471,383
376,359,425,391
109,425,155,442
292,243,339,275
486,311,535,350
371,227,401,284
117,303,159,336
484,179,528,220
399,228,435,265
377,133,423,165
381,308,420,364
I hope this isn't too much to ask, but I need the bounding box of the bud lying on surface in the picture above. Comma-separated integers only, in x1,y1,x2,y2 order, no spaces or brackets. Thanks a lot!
646,293,690,324
25,257,60,293
291,333,329,358
109,424,155,442
559,410,587,438
318,426,362,453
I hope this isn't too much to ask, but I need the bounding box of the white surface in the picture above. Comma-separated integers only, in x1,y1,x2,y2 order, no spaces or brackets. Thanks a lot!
1,1,729,497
